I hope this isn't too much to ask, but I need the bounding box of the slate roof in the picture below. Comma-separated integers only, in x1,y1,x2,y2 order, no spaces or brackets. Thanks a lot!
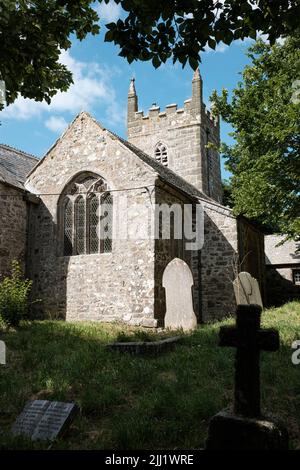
0,144,38,190
109,131,211,202
265,235,300,265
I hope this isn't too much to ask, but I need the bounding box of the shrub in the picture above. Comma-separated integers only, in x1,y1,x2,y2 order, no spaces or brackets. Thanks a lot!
0,261,32,327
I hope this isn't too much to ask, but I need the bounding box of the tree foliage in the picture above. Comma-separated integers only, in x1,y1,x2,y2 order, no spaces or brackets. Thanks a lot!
1,1,300,107
105,0,300,69
222,179,234,208
0,260,32,327
211,35,300,240
0,0,99,106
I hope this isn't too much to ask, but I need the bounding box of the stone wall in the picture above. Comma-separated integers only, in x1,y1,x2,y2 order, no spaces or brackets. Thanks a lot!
0,183,28,278
266,266,300,306
200,200,238,322
26,112,159,327
153,182,200,326
127,74,222,204
23,110,265,326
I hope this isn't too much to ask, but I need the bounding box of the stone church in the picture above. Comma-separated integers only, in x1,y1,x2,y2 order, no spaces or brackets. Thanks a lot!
0,69,266,327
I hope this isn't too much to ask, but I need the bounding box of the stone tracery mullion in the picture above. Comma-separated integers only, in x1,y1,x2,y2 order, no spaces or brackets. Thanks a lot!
61,172,110,257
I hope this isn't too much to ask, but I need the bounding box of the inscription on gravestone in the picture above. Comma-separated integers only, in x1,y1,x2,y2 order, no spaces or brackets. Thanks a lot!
11,400,77,441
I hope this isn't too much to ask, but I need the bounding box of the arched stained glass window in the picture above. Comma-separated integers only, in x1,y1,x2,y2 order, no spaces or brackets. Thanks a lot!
60,172,113,256
75,196,85,255
64,198,73,256
154,142,168,166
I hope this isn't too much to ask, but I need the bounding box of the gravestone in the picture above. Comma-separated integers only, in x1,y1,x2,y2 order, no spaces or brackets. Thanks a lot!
234,271,263,307
11,400,77,441
206,304,289,450
162,258,197,331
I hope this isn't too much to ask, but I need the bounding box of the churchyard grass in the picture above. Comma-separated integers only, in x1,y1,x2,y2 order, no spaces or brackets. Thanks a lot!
0,301,299,449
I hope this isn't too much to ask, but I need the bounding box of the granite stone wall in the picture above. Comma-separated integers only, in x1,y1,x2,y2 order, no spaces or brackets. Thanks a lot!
26,112,158,327
0,183,28,278
266,266,300,306
23,111,262,326
127,76,222,204
153,183,200,326
200,200,238,322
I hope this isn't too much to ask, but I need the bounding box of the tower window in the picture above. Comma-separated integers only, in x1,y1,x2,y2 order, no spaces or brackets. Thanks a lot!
154,142,168,166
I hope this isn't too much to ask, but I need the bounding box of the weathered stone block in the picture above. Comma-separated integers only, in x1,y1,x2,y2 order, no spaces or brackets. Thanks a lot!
206,410,289,450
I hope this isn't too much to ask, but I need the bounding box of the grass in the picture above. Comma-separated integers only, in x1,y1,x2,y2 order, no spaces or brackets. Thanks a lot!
0,301,300,449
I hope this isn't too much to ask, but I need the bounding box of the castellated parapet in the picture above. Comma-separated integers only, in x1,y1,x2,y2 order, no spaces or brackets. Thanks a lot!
127,70,222,203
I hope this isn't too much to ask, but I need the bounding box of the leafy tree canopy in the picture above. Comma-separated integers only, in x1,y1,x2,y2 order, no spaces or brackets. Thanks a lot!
222,179,234,208
1,1,300,106
105,0,300,69
0,0,99,106
211,35,300,240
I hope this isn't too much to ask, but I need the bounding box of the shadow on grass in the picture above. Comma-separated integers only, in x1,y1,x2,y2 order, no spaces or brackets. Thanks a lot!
0,301,299,449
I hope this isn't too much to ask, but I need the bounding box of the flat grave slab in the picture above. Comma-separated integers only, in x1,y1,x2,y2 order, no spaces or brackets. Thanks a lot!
11,400,78,441
106,336,183,355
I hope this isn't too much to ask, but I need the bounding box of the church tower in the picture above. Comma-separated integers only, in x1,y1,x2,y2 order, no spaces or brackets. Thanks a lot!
127,69,222,203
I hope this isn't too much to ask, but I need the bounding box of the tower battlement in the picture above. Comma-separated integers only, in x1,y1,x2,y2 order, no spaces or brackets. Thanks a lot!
129,98,219,130
127,69,222,203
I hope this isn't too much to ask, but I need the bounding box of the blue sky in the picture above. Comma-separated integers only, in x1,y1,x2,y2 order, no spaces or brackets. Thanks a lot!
0,1,254,180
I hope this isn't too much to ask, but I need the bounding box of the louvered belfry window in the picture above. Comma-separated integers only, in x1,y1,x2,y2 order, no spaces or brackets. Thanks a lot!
154,142,168,166
61,173,113,256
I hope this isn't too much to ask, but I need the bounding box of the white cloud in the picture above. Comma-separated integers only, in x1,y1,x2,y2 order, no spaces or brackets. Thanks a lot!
96,1,122,23
204,42,229,54
2,49,124,131
45,116,68,133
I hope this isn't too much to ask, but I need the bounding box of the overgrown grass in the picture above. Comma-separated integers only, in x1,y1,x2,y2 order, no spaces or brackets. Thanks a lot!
0,302,299,449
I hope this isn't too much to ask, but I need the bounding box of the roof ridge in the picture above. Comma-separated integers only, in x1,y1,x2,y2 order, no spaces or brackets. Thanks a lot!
0,143,38,161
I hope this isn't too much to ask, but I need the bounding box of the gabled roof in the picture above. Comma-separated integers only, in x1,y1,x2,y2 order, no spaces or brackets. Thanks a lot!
27,111,211,202
0,144,38,190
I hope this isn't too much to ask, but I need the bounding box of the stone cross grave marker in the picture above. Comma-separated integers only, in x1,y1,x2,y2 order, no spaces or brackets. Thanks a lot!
11,400,78,441
206,304,289,449
162,258,197,331
219,304,279,417
233,271,263,308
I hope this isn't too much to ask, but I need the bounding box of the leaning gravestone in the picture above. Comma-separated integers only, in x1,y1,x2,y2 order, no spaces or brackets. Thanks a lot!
162,258,197,331
11,400,77,441
233,271,263,307
206,304,289,450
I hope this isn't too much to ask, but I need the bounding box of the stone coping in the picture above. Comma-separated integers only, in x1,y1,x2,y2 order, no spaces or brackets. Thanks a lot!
106,336,183,356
